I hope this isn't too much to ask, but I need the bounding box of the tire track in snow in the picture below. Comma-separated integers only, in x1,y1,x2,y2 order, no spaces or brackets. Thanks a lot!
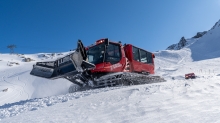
7,71,29,99
6,70,30,99
0,72,25,106
17,76,29,99
0,76,19,105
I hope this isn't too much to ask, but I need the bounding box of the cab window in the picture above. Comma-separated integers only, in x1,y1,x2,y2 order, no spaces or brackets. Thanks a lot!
147,52,153,63
105,43,121,64
132,46,140,61
140,50,147,63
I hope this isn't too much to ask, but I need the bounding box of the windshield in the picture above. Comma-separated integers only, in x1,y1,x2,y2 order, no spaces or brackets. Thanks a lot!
87,43,105,64
87,43,122,65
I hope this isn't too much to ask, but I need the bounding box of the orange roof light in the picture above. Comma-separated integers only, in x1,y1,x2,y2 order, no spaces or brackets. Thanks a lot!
95,39,105,45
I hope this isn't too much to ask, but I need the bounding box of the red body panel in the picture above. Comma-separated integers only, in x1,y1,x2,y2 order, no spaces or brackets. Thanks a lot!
88,40,155,74
124,44,155,74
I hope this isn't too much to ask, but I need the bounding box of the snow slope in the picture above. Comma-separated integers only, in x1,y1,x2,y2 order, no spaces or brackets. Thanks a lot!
0,53,73,106
1,47,220,122
1,62,220,122
189,20,220,61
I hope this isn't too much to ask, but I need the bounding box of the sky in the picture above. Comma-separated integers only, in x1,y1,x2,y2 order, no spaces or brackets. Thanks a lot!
0,0,220,54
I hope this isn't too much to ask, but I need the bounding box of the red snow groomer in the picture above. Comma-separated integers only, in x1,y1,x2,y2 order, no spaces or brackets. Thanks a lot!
185,73,196,79
30,38,165,90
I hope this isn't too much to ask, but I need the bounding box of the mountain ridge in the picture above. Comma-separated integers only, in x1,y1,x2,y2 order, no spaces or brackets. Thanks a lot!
165,19,220,61
166,19,220,51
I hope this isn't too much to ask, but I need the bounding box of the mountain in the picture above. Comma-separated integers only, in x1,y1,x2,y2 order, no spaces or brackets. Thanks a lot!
192,31,207,38
166,37,188,50
166,31,207,51
166,19,220,61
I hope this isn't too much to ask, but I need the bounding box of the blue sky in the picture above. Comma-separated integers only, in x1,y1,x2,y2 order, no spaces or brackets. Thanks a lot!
0,0,220,54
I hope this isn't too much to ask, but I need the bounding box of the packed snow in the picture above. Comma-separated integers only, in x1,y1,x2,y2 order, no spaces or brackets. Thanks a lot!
1,20,220,122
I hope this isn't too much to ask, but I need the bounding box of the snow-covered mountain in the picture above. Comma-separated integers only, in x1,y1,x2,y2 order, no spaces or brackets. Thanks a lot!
166,19,220,61
1,19,220,123
166,31,207,50
189,20,220,61
192,31,207,38
166,37,188,50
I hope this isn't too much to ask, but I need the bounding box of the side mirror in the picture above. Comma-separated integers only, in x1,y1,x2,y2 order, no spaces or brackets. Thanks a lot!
104,38,109,46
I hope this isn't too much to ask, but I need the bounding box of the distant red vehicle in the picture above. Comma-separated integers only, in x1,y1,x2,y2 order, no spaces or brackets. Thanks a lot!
185,73,196,79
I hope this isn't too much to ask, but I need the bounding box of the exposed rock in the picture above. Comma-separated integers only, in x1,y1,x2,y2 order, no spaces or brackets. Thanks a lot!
166,44,176,50
177,37,187,50
211,22,218,30
2,88,8,92
23,58,34,62
166,37,187,50
7,62,20,66
192,31,207,38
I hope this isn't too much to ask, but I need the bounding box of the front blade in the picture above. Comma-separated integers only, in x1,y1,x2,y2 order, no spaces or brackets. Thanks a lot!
30,39,95,86
30,65,54,78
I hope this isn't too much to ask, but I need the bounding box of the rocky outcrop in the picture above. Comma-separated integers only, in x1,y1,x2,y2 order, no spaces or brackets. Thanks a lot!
166,37,187,50
166,44,176,50
192,31,207,38
23,58,34,62
177,37,187,50
210,21,219,30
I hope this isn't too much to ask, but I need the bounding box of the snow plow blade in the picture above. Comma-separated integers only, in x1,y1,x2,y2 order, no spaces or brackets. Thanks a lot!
30,40,95,82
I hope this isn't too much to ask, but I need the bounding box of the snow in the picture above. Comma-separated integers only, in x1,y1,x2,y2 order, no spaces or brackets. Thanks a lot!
2,52,220,123
189,24,220,61
1,20,220,122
